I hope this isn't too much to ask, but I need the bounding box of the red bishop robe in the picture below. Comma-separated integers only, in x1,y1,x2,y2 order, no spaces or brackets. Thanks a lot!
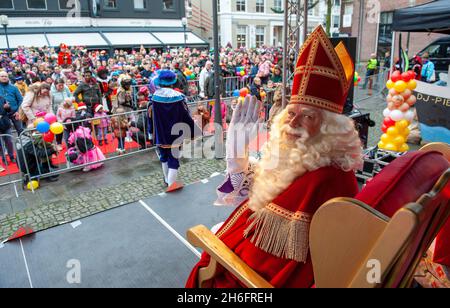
186,166,359,288
58,51,72,66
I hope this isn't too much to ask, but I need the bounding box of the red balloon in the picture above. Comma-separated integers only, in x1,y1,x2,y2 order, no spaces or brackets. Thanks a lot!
381,124,388,133
43,132,54,143
401,72,412,82
391,71,402,83
408,70,416,80
239,88,249,97
383,117,396,128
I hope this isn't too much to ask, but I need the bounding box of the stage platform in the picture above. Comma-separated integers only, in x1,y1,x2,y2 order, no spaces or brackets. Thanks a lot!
0,175,234,288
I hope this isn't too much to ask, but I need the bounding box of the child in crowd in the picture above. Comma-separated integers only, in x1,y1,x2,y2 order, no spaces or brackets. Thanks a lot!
56,98,76,149
93,104,110,146
111,108,129,155
66,119,105,172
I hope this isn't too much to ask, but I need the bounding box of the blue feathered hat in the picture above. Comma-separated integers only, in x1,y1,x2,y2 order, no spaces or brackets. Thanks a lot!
155,69,177,87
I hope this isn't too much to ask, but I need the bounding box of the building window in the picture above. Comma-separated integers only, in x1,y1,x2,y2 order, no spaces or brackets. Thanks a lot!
163,0,174,10
344,3,353,15
0,0,14,9
273,0,282,11
134,0,146,9
377,11,394,58
332,15,340,28
236,0,245,12
256,26,265,47
27,0,47,10
256,0,264,13
103,0,117,9
237,26,247,48
334,0,341,6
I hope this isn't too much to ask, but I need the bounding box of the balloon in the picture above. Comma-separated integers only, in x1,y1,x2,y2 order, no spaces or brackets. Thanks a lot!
378,141,385,149
237,96,245,104
383,117,396,128
35,111,47,118
384,143,398,152
399,143,410,152
73,102,78,110
394,80,407,93
407,79,417,90
260,91,266,98
383,108,392,118
390,110,404,121
190,74,196,79
392,135,406,146
405,110,415,122
381,124,388,133
240,71,245,76
43,132,55,143
387,126,399,136
386,94,393,102
50,122,64,135
389,88,398,97
36,121,50,134
239,88,248,97
387,102,395,111
395,120,410,130
27,180,39,191
406,95,417,106
408,70,416,80
399,103,410,112
386,80,395,89
392,95,404,107
33,117,45,128
391,71,402,83
232,89,240,97
44,113,57,125
401,72,412,82
401,127,411,137
402,89,412,100
381,134,391,144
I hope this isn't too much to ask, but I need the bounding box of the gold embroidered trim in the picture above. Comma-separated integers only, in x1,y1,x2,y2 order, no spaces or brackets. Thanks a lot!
295,65,340,80
216,203,249,239
265,203,312,222
290,95,344,113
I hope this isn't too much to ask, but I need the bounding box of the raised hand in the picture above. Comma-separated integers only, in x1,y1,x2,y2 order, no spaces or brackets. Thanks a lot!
226,95,263,174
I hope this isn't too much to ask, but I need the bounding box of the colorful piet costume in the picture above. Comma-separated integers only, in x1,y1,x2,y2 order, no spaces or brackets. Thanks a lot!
151,70,199,189
186,26,357,288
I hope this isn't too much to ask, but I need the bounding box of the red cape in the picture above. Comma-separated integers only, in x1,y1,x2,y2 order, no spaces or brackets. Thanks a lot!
186,166,358,288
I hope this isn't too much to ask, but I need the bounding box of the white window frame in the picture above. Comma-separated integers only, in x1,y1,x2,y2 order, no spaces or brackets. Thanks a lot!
103,0,118,10
273,0,282,11
256,0,264,13
237,25,247,48
256,26,265,47
0,0,14,10
133,0,147,10
27,0,48,10
236,0,246,12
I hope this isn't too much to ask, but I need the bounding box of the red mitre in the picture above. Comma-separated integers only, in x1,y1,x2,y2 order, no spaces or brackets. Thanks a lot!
290,26,354,114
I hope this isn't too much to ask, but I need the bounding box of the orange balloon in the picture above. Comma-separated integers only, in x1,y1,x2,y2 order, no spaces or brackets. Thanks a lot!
407,79,417,90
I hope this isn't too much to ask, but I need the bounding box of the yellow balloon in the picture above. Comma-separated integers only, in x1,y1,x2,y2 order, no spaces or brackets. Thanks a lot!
407,79,417,90
384,143,398,152
50,122,64,135
378,141,385,149
394,80,407,93
386,80,395,90
398,143,410,152
387,126,399,136
401,127,411,136
381,134,392,144
395,120,410,130
27,180,39,190
392,135,406,146
33,117,45,128
73,102,79,110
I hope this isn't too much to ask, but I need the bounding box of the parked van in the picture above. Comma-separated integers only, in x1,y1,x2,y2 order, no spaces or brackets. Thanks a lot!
416,36,450,79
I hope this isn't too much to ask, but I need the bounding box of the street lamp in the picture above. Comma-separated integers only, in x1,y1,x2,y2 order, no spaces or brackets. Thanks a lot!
181,17,188,49
0,15,10,54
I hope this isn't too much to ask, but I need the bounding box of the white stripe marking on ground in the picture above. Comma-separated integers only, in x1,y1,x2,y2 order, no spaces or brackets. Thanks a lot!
201,179,209,184
139,200,201,259
20,239,33,288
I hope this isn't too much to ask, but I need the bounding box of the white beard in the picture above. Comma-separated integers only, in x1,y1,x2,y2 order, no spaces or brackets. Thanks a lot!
248,124,311,212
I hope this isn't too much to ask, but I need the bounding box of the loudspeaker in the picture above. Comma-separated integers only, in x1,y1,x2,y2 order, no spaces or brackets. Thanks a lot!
330,37,357,114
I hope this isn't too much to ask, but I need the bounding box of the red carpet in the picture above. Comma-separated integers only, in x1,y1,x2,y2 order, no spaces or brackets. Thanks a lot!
1,133,142,177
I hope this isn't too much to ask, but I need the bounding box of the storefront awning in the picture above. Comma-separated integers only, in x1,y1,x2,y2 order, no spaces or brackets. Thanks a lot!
0,34,49,49
46,33,109,47
103,32,161,47
151,32,208,46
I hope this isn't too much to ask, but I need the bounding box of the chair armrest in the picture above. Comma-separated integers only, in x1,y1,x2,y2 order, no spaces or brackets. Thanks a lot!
186,225,274,288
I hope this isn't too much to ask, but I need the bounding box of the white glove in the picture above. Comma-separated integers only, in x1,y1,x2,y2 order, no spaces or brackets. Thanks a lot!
226,96,262,174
